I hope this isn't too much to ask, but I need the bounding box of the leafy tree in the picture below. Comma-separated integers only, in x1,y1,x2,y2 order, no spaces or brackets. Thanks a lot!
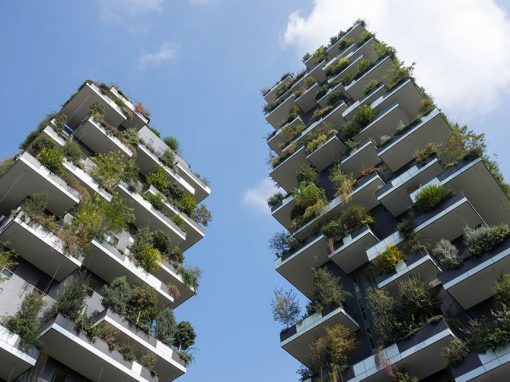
163,137,180,153
192,204,212,226
5,290,45,349
155,307,177,346
127,285,158,329
309,268,350,314
146,166,170,194
56,273,89,321
268,232,296,258
174,321,196,351
101,276,132,315
271,288,301,328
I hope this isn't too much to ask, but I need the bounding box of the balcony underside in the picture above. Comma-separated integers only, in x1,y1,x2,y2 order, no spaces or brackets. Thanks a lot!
75,118,133,158
330,226,379,274
340,140,380,178
307,135,346,171
345,56,396,100
372,79,423,120
454,346,510,382
270,147,307,193
295,83,319,113
266,95,296,129
356,104,409,146
0,326,38,381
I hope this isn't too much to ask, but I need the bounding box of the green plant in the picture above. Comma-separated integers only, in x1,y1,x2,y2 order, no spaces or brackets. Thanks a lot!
325,57,351,77
38,146,64,173
384,62,415,89
329,165,356,201
191,203,211,225
290,182,327,227
171,214,185,230
140,352,158,371
341,72,354,85
146,166,171,193
5,290,45,349
305,134,328,153
179,266,201,290
161,149,175,167
174,321,196,351
312,105,333,121
91,150,129,190
464,224,510,257
356,57,373,75
178,193,196,216
0,157,14,177
89,102,106,121
55,273,89,321
127,285,158,329
391,370,419,382
373,40,396,59
414,184,451,212
64,141,83,164
279,123,305,148
272,288,301,329
0,244,16,274
374,245,406,274
363,80,380,95
342,104,376,141
296,163,318,184
441,338,468,367
121,128,140,147
431,239,462,269
495,274,510,308
101,276,132,315
321,204,374,245
313,46,327,61
145,192,165,210
155,308,177,346
163,136,179,153
268,231,298,258
282,105,301,127
131,228,161,273
444,124,486,166
309,268,350,314
267,192,285,208
397,216,416,242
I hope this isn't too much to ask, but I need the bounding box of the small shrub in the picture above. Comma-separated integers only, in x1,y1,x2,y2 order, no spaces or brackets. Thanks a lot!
64,141,83,164
309,268,350,314
179,266,201,290
374,40,396,59
178,193,197,216
279,123,305,147
140,353,158,371
160,149,175,168
268,232,297,258
296,164,318,184
341,72,354,85
441,338,468,367
146,166,171,193
384,62,415,89
305,134,328,153
363,80,380,95
38,146,64,173
89,102,106,121
312,105,333,122
267,192,285,208
415,184,450,212
272,288,301,328
5,291,45,349
291,182,327,227
163,137,179,153
121,128,140,147
145,193,165,210
101,276,132,315
174,321,196,351
171,214,185,230
155,308,176,346
325,57,351,77
342,104,376,141
192,204,212,226
91,150,129,190
281,105,301,127
374,245,406,274
391,370,419,382
397,216,416,242
494,274,510,308
55,273,89,321
431,239,462,269
356,57,372,75
329,166,356,201
464,224,510,257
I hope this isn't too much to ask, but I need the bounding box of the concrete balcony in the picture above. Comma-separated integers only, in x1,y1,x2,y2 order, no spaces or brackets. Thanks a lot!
371,79,423,119
376,250,441,291
265,94,296,129
339,139,380,178
345,56,397,100
39,314,157,382
280,305,359,369
110,87,149,131
317,82,349,108
74,117,134,158
376,156,444,217
267,117,306,154
441,236,510,309
341,83,386,122
0,210,82,282
329,225,379,273
0,152,81,217
293,173,385,240
0,324,39,381
307,135,347,171
367,192,485,261
325,22,367,62
93,310,186,381
269,146,307,194
327,55,365,84
116,182,186,246
61,82,127,129
63,159,113,202
354,103,409,146
452,344,510,381
342,319,455,382
275,234,329,300
295,82,320,113
378,108,452,172
264,74,294,105
144,186,204,251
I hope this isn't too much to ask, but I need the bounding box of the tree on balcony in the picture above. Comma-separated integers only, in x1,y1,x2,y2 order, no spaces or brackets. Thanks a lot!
271,288,301,329
308,268,350,315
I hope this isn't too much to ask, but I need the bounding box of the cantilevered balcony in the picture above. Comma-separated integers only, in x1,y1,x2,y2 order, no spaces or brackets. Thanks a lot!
324,22,367,61
441,236,510,309
371,79,423,118
0,325,39,381
136,143,195,198
345,56,397,100
327,55,366,85
367,192,484,261
376,250,441,291
40,125,67,147
378,108,452,172
61,82,127,129
294,173,385,240
144,186,204,251
329,225,379,273
74,117,134,158
264,74,294,105
376,156,444,217
295,82,319,113
307,135,347,171
63,159,112,202
39,314,157,382
270,146,307,194
342,319,455,382
339,139,380,178
93,310,186,381
341,83,386,122
281,305,359,369
275,234,329,299
0,210,82,282
267,117,306,154
433,156,510,226
138,126,210,203
354,103,409,146
84,238,180,308
116,183,186,245
110,87,149,131
317,82,349,108
265,94,296,129
0,152,81,217
452,344,510,382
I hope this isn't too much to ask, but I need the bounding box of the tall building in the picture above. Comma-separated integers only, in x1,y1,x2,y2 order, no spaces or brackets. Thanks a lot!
0,80,211,381
264,20,510,381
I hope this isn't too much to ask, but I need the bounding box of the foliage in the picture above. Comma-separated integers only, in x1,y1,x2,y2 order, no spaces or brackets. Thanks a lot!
329,165,356,201
279,122,305,148
325,57,351,77
163,137,179,153
356,57,373,78
464,224,510,257
309,268,350,314
146,166,170,193
145,192,165,210
155,308,177,346
384,62,415,89
312,46,327,61
91,150,130,190
178,193,196,216
267,192,285,208
38,146,64,173
121,128,140,147
414,184,451,212
64,141,83,164
0,244,16,274
140,353,158,372
397,216,416,242
272,288,301,328
171,214,185,230
282,105,301,127
431,239,462,269
179,266,201,290
358,31,375,46
0,157,14,177
495,274,510,308
321,204,374,244
291,182,327,227
89,102,106,121
174,321,196,351
341,104,376,141
312,105,333,122
444,124,486,166
127,285,158,330
374,245,406,274
268,231,297,258
305,134,328,153
272,144,297,168
296,163,318,184
374,40,396,59
363,80,380,95
391,370,419,382
192,204,212,226
5,291,45,349
441,338,468,367
131,227,162,273
161,149,175,167
55,273,89,321
101,276,132,315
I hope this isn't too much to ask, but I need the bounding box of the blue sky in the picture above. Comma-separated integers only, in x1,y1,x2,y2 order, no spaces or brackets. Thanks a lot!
1,1,510,381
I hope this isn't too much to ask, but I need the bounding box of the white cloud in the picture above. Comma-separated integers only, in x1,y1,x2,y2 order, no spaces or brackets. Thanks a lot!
99,0,164,23
138,42,179,69
243,178,280,214
283,0,510,117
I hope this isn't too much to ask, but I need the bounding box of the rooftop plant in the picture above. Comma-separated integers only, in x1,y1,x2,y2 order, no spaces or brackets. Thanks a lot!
414,184,451,212
312,46,327,62
271,288,301,329
464,224,510,257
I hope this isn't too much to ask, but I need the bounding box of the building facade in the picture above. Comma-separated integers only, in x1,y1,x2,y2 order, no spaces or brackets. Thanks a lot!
0,81,211,381
264,21,510,381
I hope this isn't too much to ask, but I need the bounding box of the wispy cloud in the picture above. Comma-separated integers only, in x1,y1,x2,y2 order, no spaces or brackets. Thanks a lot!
98,0,164,24
243,178,280,215
282,0,510,117
138,42,179,69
